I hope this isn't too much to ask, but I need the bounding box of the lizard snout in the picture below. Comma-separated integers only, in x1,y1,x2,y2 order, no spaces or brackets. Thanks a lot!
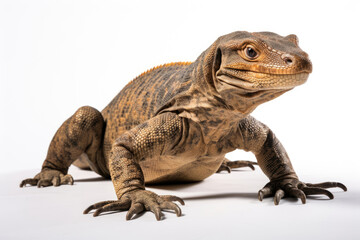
281,53,312,74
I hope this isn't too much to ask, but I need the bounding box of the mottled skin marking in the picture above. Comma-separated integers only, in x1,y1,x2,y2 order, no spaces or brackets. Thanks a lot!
20,31,347,221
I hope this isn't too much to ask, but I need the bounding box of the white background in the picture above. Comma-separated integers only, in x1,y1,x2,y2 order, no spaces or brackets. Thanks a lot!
1,0,359,239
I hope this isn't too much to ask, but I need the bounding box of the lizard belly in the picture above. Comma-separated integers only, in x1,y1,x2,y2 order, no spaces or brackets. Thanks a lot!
140,154,224,184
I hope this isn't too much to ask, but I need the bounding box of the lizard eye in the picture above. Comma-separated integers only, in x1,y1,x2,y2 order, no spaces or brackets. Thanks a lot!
245,46,258,59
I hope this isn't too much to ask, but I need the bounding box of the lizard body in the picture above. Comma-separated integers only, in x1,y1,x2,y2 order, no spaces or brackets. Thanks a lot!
20,31,346,220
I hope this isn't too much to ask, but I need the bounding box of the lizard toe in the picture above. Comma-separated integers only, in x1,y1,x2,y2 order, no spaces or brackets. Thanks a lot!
159,201,182,217
37,179,52,188
83,200,117,214
60,174,74,185
305,182,347,192
160,195,185,205
19,178,39,187
92,199,130,217
126,202,145,220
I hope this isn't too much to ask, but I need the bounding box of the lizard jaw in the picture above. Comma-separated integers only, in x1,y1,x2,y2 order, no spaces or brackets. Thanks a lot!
216,69,309,91
216,75,291,100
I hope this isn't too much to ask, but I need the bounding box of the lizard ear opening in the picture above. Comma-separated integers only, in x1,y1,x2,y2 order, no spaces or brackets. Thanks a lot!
213,48,222,77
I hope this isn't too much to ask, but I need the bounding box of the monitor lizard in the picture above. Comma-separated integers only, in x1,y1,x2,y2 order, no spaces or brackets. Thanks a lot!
20,31,347,221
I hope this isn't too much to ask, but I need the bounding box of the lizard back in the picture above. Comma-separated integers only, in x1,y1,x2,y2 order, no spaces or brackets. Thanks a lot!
101,62,193,160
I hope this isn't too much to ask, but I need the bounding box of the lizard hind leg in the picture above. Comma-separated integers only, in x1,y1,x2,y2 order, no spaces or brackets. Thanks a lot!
216,158,257,173
20,106,105,187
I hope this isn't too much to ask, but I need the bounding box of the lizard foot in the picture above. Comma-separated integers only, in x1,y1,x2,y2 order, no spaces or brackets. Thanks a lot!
216,160,257,173
258,178,347,205
19,169,74,188
83,189,185,221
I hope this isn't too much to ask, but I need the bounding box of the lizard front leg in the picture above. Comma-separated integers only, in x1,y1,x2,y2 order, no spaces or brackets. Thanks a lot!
20,106,104,187
84,113,185,221
238,116,347,205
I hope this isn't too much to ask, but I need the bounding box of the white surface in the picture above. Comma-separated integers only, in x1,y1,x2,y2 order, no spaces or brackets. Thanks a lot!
1,167,358,240
1,0,360,239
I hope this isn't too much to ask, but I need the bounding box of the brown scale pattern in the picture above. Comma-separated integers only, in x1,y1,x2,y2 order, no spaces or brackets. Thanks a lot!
109,113,183,198
101,62,194,163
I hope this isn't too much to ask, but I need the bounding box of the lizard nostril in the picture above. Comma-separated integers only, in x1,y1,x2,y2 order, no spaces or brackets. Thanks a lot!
284,57,293,65
281,54,295,66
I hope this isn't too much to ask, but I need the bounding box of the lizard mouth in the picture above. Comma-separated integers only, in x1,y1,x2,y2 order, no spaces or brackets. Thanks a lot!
217,68,309,93
216,75,289,99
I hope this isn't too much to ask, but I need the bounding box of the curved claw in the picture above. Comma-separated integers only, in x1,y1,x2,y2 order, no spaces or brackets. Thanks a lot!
93,200,130,217
161,195,185,206
287,188,306,204
20,178,39,187
248,164,255,171
306,182,347,192
258,191,263,201
274,189,285,205
83,200,117,214
160,202,182,217
149,206,162,221
216,165,231,173
302,187,334,199
126,203,145,220
258,187,272,201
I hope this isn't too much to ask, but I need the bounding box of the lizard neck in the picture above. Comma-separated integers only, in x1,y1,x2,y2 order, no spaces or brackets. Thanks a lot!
157,42,232,120
156,43,244,142
157,40,289,142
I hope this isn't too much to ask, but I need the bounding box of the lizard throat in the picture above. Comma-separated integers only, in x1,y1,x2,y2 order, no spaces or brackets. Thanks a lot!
214,71,300,115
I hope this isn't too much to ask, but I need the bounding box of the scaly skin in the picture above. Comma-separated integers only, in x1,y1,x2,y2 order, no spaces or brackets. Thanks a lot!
20,31,347,220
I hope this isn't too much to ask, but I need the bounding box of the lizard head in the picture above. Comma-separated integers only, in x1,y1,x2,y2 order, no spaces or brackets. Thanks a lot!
212,31,312,113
